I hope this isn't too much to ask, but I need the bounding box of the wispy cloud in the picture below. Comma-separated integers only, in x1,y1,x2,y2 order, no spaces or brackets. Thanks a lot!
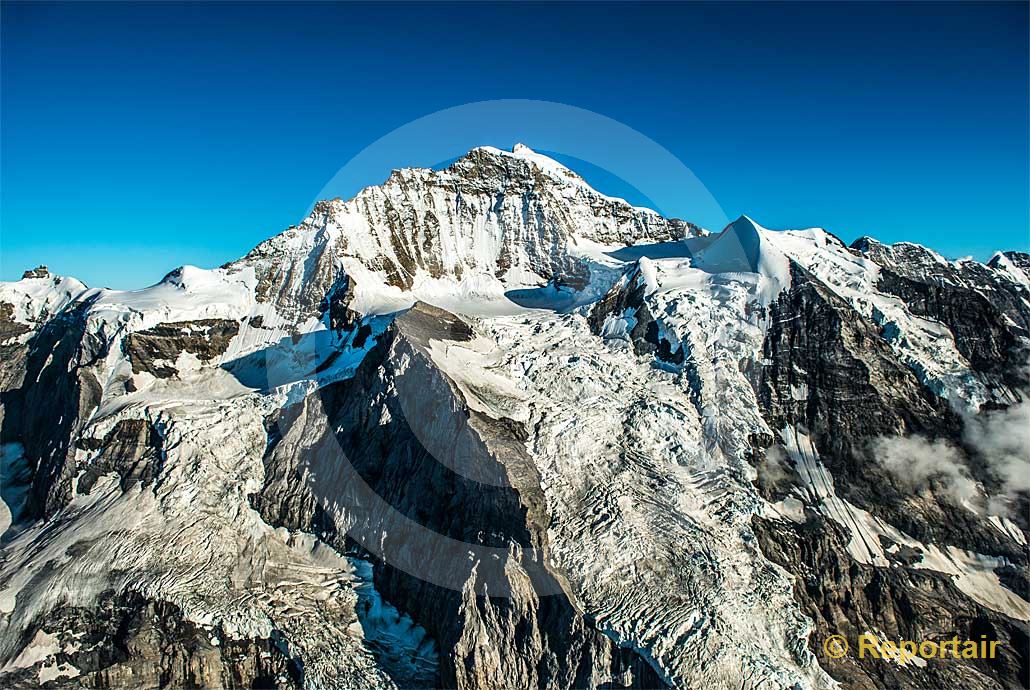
871,434,979,506
870,399,1030,515
963,400,1030,514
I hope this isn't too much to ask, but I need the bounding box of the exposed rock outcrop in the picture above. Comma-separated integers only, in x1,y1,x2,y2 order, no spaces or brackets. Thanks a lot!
588,262,685,365
75,419,165,494
754,262,1023,559
124,319,239,378
0,297,105,520
0,590,303,690
252,303,668,690
0,303,31,343
754,514,1029,690
749,260,1029,689
853,238,1030,389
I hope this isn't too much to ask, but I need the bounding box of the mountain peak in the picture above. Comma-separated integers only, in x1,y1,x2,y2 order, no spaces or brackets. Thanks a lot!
230,144,699,317
686,213,789,298
468,143,584,185
20,265,50,280
731,214,761,229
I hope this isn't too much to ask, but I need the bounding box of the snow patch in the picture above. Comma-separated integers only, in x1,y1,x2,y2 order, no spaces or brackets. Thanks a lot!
1,629,59,672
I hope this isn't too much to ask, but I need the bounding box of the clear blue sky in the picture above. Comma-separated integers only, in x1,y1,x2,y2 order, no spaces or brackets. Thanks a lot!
2,1,1028,289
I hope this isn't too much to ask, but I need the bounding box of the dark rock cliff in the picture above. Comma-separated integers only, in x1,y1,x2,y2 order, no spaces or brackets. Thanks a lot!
0,590,303,690
853,238,1030,390
124,319,239,379
251,303,669,690
754,262,1023,559
0,297,105,520
754,514,1029,690
750,262,1029,689
587,266,685,366
75,418,165,495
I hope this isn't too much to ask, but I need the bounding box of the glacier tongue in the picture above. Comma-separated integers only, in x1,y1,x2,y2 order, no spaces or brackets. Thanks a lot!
483,309,833,689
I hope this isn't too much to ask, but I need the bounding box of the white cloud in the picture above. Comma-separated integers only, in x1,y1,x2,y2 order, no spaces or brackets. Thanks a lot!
870,434,979,506
869,399,1030,514
963,400,1030,506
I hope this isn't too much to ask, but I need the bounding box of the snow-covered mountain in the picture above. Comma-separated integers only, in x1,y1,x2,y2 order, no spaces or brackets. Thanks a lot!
0,144,1027,690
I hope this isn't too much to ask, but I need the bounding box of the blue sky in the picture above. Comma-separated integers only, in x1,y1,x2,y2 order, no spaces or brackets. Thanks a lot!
2,1,1028,289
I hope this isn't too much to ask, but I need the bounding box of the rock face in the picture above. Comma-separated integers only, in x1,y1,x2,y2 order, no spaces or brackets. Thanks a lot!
253,303,668,690
853,238,1030,390
75,419,165,494
124,319,240,378
750,262,1028,688
588,261,686,365
0,146,1028,690
753,514,1028,690
0,297,106,520
3,591,303,690
0,303,31,343
755,262,1013,556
